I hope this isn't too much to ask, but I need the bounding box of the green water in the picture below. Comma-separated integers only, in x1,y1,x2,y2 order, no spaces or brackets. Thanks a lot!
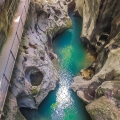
38,10,91,119
20,10,91,120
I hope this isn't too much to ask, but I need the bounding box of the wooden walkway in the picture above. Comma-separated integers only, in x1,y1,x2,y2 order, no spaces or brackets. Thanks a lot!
0,0,30,117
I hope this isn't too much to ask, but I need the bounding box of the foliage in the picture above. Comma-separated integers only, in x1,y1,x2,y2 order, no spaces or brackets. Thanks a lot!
31,87,39,95
50,102,58,109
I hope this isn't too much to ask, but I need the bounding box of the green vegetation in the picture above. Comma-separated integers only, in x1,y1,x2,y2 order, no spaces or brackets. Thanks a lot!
50,102,58,109
31,87,39,96
96,88,106,98
113,95,120,101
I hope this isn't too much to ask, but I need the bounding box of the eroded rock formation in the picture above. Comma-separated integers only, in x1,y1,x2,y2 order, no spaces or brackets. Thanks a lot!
71,0,120,119
2,0,120,119
3,0,72,119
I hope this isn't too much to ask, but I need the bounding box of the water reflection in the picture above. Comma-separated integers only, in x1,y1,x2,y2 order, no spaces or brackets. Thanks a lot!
51,70,75,120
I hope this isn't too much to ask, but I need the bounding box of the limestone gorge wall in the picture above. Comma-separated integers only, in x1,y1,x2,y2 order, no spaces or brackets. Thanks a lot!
3,0,72,119
2,0,120,120
71,0,120,120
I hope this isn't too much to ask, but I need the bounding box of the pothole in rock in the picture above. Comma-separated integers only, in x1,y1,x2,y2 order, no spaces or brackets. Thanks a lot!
25,67,44,86
30,71,43,86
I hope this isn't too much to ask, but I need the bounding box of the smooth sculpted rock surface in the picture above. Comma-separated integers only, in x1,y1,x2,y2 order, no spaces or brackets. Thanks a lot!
71,0,120,98
3,0,72,119
71,0,120,119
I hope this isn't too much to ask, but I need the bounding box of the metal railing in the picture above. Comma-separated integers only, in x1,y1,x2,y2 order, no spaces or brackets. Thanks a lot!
0,0,30,116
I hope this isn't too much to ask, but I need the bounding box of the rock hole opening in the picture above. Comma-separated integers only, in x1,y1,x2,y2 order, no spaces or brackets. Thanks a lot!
30,71,43,86
99,34,109,41
25,67,44,86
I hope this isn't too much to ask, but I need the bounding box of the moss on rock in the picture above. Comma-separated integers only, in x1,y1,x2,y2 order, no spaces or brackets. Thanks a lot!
31,87,39,96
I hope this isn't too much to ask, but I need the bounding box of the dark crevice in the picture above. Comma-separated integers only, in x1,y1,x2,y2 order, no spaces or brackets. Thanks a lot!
99,34,109,41
20,108,41,120
97,42,102,46
52,6,62,16
81,37,97,57
103,25,111,35
40,57,44,61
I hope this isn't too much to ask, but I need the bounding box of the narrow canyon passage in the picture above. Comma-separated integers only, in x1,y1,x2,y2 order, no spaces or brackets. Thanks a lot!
20,9,92,120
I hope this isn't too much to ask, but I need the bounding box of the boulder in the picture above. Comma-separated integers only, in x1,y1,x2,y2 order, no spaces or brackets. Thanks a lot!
86,96,120,120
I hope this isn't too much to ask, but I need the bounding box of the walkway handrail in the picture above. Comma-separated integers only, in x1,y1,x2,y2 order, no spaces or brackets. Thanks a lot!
0,0,30,117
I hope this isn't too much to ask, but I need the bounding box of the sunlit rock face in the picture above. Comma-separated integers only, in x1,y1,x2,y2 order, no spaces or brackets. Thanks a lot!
3,0,72,119
74,0,84,17
71,0,120,119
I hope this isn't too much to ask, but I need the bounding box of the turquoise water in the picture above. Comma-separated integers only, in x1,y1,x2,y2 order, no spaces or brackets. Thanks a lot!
20,10,91,120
